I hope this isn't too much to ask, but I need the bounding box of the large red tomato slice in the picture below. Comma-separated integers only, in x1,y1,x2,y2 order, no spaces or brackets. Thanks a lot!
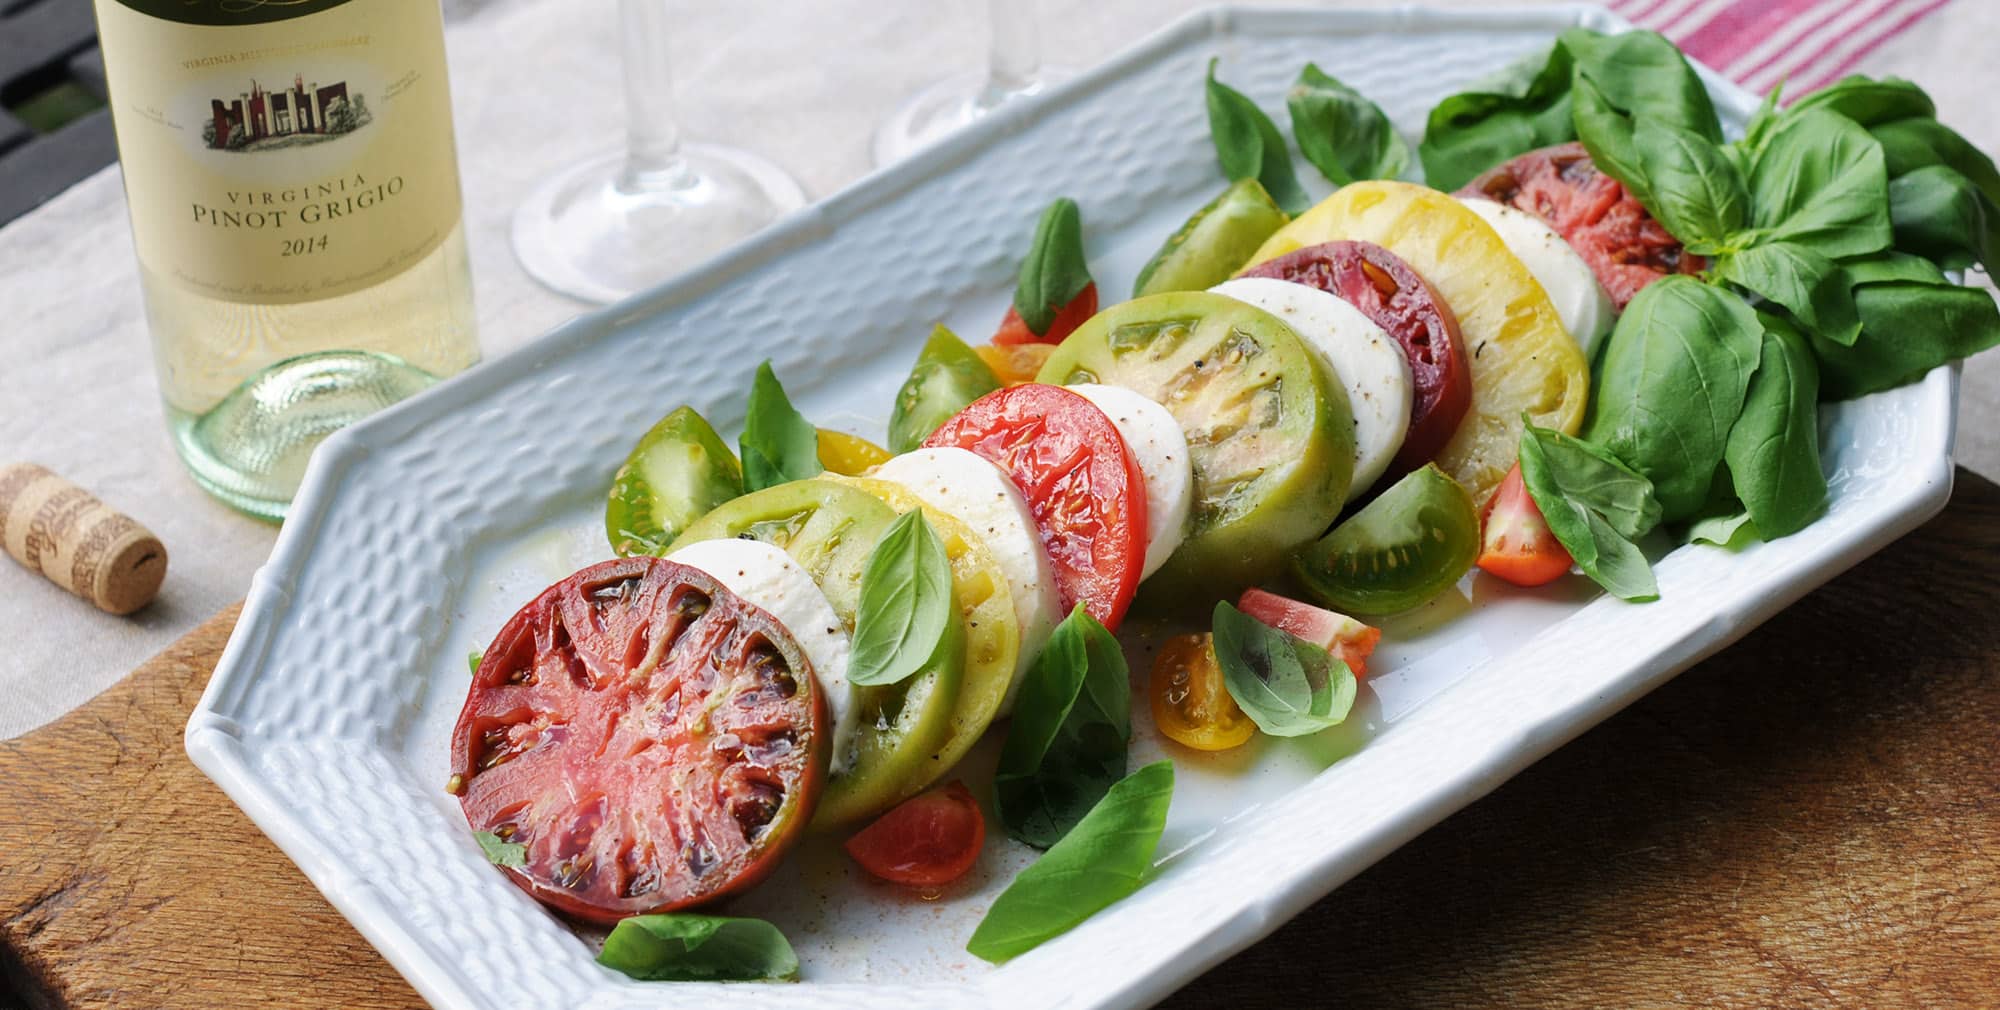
844,780,986,887
923,383,1146,630
1240,239,1472,476
1458,141,1704,309
449,557,826,924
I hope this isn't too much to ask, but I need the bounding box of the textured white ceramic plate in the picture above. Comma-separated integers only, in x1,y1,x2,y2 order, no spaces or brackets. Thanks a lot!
187,6,1961,1009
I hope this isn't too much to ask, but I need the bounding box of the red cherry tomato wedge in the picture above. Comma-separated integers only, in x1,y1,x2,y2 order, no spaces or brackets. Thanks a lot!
1459,142,1704,309
449,557,826,924
844,781,986,887
1240,240,1472,476
1477,462,1574,587
924,383,1147,630
1237,587,1381,678
993,282,1099,346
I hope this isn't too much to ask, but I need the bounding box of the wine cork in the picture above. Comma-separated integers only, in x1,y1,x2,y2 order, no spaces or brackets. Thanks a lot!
0,463,167,615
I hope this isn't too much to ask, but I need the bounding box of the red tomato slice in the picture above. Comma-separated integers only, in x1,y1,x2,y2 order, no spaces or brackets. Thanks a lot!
924,383,1146,630
843,780,986,887
1477,462,1574,587
1459,142,1704,309
1239,240,1472,477
1237,587,1381,678
449,557,826,924
993,282,1099,346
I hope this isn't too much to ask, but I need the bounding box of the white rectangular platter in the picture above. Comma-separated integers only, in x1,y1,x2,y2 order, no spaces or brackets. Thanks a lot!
186,6,1961,1009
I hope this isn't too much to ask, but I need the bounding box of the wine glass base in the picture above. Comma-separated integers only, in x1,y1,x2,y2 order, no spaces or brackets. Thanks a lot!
512,143,807,305
872,67,1075,167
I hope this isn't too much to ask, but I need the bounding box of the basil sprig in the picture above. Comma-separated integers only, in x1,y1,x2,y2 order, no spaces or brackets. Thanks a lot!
1212,601,1354,736
472,830,525,868
1517,421,1664,602
1206,59,1309,215
597,914,799,982
739,361,823,493
1287,63,1409,186
966,761,1174,964
993,605,1130,850
1013,198,1094,336
847,510,957,687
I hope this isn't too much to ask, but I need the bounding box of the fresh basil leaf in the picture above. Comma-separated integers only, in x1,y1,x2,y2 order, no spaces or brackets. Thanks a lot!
1713,242,1861,345
994,605,1131,849
1746,109,1892,260
1516,423,1662,602
1212,601,1354,736
1288,63,1409,186
1583,276,1764,522
1842,250,1950,286
1561,28,1724,144
1419,40,1577,192
889,325,1001,454
1869,116,2000,204
1688,498,1759,549
466,649,482,675
473,830,525,868
1631,118,1748,249
738,362,823,493
1206,59,1309,215
1888,164,1998,274
1788,75,1935,128
1812,273,2000,400
598,914,799,982
966,761,1174,964
1570,73,1653,211
1724,313,1827,539
1014,198,1094,336
1735,82,1783,169
847,510,956,687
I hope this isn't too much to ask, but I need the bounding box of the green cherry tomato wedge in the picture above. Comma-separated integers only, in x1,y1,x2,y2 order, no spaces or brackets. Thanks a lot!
1290,464,1480,616
673,480,965,829
1133,178,1291,297
888,325,1002,454
1038,291,1354,605
605,406,744,556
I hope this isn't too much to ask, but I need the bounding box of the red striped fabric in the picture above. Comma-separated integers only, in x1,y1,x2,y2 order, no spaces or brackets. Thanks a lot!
1605,0,1956,97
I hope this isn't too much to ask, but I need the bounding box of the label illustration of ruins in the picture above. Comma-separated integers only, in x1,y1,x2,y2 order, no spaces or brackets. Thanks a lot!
204,75,370,151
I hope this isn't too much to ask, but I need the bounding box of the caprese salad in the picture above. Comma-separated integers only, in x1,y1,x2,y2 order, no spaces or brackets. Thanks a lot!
447,28,2000,982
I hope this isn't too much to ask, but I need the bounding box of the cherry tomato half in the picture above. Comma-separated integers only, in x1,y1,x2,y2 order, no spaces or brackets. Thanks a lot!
1237,587,1381,679
975,342,1057,386
924,383,1147,630
993,282,1099,346
1459,142,1703,309
1240,240,1472,477
449,557,826,924
1151,633,1255,751
1477,461,1574,587
843,781,985,887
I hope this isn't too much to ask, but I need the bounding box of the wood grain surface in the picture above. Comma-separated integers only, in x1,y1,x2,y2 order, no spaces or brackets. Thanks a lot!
4,472,1997,1010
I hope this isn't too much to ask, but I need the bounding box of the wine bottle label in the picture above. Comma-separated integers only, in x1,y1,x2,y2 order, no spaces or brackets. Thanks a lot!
95,0,464,305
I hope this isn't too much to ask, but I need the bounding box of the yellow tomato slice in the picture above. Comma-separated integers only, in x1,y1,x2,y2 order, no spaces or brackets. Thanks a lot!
1150,633,1255,752
816,428,893,476
1245,180,1589,502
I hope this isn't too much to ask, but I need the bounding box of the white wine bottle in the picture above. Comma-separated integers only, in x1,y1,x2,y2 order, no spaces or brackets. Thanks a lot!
93,0,479,520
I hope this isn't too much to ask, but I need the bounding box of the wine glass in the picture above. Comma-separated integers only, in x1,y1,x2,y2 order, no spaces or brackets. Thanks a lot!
512,0,806,304
872,0,1072,166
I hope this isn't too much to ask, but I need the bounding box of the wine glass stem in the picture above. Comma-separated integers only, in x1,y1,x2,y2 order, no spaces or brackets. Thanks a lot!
984,0,1043,99
617,0,693,191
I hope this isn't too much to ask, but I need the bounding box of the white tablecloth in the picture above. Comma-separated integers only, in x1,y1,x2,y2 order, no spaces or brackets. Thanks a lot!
3,0,1996,740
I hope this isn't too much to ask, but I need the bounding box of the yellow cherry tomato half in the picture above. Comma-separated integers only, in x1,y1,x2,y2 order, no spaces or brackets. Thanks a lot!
974,342,1057,387
1150,633,1256,752
817,428,893,476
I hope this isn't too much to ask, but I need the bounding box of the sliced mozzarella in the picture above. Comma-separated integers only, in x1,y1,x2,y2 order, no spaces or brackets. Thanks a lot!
1066,383,1193,581
1458,197,1615,356
871,447,1062,708
1209,276,1413,499
667,538,860,772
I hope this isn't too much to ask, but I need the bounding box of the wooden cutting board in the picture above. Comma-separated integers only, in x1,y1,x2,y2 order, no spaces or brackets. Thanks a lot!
5,472,1998,1010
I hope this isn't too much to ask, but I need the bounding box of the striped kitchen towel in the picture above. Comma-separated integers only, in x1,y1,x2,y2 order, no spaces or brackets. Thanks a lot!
1606,0,1956,97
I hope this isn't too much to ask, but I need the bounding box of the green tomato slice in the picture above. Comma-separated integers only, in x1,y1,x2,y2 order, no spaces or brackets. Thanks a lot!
1290,464,1479,616
673,479,964,829
605,406,744,556
887,325,1002,454
1037,291,1354,602
1133,178,1291,297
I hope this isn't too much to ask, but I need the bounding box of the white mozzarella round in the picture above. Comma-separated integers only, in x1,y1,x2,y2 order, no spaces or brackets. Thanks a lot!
1066,383,1193,581
1458,197,1615,356
871,447,1062,708
667,538,860,771
1209,276,1413,499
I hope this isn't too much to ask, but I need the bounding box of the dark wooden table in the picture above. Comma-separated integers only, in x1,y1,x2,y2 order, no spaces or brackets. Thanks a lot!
6,471,1997,1009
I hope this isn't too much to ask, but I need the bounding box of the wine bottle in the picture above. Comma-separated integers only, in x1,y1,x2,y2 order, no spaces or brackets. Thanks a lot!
92,0,480,520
